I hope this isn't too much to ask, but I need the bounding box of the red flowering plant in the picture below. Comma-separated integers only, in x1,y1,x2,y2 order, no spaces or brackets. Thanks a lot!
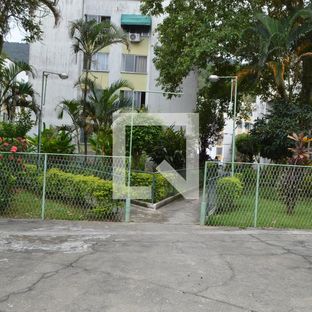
0,137,28,211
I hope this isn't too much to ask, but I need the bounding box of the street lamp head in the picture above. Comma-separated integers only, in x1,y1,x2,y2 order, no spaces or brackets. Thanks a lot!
58,73,69,80
208,75,219,82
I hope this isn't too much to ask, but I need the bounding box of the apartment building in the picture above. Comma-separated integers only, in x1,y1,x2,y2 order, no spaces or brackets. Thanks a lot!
29,0,198,128
208,97,267,162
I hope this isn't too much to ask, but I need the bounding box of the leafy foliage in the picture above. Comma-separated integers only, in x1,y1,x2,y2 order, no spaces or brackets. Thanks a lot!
69,19,129,154
0,57,38,121
250,100,312,162
0,0,60,52
141,0,312,150
216,176,243,213
236,133,260,162
149,126,186,170
126,124,163,169
29,127,75,154
0,110,34,138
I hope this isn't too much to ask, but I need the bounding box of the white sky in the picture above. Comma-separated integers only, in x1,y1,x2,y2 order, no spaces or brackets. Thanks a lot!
6,22,24,43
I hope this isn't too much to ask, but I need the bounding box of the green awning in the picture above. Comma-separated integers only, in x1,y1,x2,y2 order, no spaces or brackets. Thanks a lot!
121,14,152,26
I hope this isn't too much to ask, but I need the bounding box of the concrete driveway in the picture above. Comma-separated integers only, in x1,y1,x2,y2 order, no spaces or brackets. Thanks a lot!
0,220,311,312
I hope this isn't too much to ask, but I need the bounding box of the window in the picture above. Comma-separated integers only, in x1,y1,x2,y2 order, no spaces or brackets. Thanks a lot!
216,147,223,156
84,53,109,71
85,15,111,23
122,55,147,73
245,122,252,131
121,91,146,109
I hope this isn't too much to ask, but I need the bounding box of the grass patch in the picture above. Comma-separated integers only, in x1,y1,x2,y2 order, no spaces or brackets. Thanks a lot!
207,193,312,229
1,191,86,221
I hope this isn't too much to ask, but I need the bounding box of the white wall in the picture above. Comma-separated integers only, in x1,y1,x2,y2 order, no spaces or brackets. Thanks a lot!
29,0,198,129
29,0,84,128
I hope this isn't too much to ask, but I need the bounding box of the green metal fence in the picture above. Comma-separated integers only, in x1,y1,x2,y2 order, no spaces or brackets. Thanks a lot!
200,161,312,229
0,152,128,222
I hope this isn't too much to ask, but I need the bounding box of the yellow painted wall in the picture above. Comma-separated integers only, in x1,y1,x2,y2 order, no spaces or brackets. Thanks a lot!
122,37,149,55
100,46,110,53
89,72,109,89
121,73,147,91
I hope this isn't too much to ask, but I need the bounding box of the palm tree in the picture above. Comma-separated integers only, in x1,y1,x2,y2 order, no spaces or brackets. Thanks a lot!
57,99,84,153
88,79,132,130
0,59,38,121
239,7,312,101
69,19,129,154
87,79,132,155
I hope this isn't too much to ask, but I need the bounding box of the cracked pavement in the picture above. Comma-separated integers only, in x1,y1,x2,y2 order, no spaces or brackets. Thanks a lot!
0,220,312,311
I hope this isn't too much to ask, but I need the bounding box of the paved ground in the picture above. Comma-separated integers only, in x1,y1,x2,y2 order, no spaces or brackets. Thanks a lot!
0,220,312,312
130,197,200,224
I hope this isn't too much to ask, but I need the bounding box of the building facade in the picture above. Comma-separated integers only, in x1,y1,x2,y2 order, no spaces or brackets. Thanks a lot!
29,0,198,129
208,97,267,162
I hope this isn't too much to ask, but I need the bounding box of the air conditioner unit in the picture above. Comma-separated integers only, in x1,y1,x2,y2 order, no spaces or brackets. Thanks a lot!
129,33,141,43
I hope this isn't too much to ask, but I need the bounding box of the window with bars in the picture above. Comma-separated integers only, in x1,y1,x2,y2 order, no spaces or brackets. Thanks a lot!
84,53,109,72
122,55,147,73
121,91,146,109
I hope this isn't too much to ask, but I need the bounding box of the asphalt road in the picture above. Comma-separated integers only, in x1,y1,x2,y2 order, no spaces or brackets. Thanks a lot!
0,220,311,312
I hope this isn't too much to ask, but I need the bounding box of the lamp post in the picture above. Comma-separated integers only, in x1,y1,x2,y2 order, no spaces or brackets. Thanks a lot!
37,71,69,154
209,75,238,176
124,89,184,222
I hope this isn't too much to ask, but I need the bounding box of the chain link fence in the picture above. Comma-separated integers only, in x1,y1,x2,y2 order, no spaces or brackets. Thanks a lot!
0,152,128,222
200,161,312,229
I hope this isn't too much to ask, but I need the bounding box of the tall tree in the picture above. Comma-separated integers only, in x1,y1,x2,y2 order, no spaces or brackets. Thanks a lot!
0,57,38,121
88,79,132,131
141,0,312,153
239,7,312,103
70,19,128,155
0,0,60,53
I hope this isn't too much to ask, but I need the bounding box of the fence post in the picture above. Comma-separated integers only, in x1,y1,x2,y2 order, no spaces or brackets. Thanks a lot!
254,163,261,227
41,153,48,220
200,162,208,225
151,173,156,204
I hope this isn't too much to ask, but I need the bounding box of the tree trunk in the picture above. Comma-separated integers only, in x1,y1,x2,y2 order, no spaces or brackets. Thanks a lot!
82,57,90,155
301,56,312,105
0,35,3,54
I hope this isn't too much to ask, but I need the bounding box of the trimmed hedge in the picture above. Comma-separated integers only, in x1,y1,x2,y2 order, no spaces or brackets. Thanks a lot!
131,172,176,203
17,164,39,192
216,176,243,213
43,168,113,205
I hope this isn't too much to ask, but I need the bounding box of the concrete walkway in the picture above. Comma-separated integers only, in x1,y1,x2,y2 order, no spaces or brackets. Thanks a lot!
130,197,200,224
0,220,311,312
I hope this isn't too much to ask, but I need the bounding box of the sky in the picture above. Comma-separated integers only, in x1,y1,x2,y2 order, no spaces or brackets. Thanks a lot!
7,23,24,43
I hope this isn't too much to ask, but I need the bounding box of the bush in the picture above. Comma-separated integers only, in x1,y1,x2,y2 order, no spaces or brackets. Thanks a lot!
206,162,219,178
38,168,120,219
0,164,16,211
302,173,312,198
17,164,39,192
131,172,175,203
216,176,243,213
28,127,75,154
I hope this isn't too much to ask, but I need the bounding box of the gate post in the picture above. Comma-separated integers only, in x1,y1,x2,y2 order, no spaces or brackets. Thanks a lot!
200,162,208,225
41,153,48,220
254,163,261,227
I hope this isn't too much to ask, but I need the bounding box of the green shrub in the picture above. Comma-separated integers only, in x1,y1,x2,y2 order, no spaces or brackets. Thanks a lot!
131,172,175,203
206,162,219,178
17,164,39,192
302,173,312,198
37,168,121,220
43,168,112,203
0,165,16,211
216,176,243,213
